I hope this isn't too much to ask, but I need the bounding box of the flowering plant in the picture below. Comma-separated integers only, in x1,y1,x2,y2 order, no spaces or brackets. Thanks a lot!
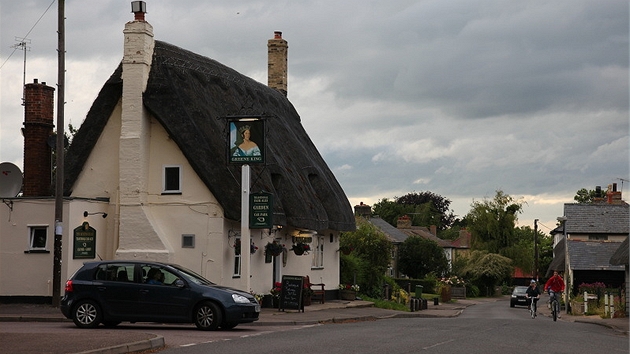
270,282,282,298
339,284,360,292
439,276,465,287
339,244,354,255
291,243,310,255
234,239,241,255
249,291,263,303
265,241,284,257
234,239,258,254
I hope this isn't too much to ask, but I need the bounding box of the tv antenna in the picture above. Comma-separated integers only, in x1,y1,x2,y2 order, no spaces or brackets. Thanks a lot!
11,37,31,105
617,178,628,193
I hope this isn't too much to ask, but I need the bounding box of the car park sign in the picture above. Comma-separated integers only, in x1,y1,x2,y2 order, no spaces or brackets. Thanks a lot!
250,192,273,229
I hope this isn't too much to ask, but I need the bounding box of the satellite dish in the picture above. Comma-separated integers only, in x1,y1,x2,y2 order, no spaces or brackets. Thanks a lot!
0,162,23,197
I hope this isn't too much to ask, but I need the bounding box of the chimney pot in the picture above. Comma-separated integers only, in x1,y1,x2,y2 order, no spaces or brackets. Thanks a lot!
274,31,282,39
131,1,147,21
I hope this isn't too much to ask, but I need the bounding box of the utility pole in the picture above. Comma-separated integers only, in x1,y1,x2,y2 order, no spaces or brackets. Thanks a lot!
534,219,539,282
52,0,65,308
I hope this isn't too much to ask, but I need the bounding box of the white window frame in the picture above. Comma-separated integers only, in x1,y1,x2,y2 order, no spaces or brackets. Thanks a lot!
233,237,242,277
311,235,324,269
27,225,49,252
162,165,182,194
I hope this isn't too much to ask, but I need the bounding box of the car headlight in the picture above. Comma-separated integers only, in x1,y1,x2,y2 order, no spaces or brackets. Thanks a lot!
511,295,516,298
232,294,250,303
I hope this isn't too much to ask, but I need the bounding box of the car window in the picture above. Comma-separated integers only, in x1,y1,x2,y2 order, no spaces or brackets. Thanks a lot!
94,264,135,282
170,264,214,285
141,265,180,286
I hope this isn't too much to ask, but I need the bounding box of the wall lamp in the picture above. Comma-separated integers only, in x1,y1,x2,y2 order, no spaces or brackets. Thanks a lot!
84,211,108,218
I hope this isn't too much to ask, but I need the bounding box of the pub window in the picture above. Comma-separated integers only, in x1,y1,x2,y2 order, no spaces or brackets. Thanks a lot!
311,235,324,269
28,225,48,251
233,237,241,277
162,165,182,194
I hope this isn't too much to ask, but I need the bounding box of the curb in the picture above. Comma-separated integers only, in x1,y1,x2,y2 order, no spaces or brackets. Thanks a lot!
75,336,165,354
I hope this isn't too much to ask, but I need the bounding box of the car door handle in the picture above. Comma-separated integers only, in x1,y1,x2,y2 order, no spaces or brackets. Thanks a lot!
97,286,106,292
140,289,149,294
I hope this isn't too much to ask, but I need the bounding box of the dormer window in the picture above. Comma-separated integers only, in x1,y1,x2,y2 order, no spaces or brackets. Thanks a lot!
162,165,182,194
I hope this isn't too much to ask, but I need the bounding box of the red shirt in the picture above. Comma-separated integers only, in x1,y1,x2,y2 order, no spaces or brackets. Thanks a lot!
544,275,565,293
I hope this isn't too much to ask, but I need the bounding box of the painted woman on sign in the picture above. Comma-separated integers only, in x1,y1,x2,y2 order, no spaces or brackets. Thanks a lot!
231,125,261,157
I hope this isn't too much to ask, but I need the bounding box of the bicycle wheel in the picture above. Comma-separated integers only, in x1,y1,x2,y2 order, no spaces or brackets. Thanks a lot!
531,302,537,319
552,300,558,321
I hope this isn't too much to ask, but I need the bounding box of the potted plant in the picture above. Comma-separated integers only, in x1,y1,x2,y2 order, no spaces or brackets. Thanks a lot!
250,242,258,254
261,282,282,308
339,284,359,301
291,243,310,255
265,241,284,257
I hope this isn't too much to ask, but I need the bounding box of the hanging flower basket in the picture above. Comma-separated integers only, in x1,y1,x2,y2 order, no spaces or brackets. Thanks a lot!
234,239,258,255
291,243,310,255
265,241,284,257
339,245,354,255
234,239,241,255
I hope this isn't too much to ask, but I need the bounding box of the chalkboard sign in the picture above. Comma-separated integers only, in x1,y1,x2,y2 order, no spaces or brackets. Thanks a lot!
279,275,304,312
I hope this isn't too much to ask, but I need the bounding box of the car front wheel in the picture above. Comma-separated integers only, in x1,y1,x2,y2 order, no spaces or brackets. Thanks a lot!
73,300,102,328
194,301,222,331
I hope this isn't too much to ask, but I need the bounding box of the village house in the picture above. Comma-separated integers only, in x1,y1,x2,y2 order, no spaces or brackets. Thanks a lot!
353,203,471,278
547,184,628,314
0,3,354,303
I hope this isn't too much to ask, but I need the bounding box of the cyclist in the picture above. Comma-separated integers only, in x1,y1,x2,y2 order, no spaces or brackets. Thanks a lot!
525,279,541,317
544,270,565,318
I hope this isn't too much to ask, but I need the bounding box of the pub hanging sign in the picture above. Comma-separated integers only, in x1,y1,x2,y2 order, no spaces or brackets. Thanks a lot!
73,222,96,259
228,118,265,164
250,192,273,229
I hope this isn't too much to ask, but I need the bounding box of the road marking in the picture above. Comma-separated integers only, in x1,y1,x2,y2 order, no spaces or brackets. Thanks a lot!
423,339,454,349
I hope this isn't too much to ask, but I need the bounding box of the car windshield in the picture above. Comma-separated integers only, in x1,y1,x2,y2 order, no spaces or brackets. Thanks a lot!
170,264,214,285
513,286,528,295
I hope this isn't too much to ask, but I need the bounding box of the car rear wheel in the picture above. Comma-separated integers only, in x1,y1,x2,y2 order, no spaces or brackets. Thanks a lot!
73,300,102,328
194,301,222,330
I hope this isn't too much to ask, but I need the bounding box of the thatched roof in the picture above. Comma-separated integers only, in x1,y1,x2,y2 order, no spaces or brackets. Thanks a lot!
65,40,355,232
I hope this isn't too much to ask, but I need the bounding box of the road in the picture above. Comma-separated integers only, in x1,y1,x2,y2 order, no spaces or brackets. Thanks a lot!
157,300,628,354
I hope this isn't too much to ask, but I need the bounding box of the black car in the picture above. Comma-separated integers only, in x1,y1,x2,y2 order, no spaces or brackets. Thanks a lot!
61,261,260,330
510,286,529,307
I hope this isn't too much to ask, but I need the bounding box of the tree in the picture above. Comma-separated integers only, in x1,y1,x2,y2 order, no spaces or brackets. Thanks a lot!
372,191,456,231
574,188,596,204
339,217,392,297
397,236,449,279
464,190,524,254
459,250,513,296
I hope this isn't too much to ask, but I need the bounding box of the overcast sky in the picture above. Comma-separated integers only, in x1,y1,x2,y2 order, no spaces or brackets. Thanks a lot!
1,0,628,233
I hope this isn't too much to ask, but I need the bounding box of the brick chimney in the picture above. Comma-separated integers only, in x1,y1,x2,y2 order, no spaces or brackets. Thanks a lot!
397,215,412,229
606,183,623,204
22,79,55,196
268,31,288,96
354,202,371,217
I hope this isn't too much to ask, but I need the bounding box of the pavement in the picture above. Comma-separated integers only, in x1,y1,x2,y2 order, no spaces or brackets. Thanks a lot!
0,296,627,354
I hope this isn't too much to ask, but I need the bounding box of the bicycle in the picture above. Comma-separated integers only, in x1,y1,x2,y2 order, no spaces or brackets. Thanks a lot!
549,290,560,321
527,296,539,319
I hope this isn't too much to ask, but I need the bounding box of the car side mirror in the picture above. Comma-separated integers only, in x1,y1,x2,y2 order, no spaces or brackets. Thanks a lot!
173,279,185,288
